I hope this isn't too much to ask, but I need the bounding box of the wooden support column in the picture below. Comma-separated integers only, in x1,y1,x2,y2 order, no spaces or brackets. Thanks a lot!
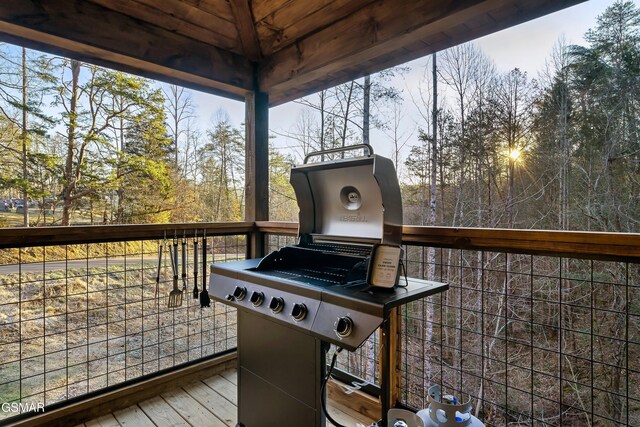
245,90,269,258
379,307,400,423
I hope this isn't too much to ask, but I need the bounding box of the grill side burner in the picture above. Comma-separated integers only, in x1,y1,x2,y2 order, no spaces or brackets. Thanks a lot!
209,145,448,426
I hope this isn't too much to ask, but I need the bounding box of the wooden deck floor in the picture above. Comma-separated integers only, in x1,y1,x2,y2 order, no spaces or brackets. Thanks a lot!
78,369,375,427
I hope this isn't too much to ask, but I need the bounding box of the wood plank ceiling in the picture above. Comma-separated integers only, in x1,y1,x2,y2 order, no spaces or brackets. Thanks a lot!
0,0,586,106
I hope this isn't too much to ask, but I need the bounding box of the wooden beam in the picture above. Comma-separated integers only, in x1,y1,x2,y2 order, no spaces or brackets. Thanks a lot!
0,0,252,100
245,90,269,257
254,222,640,262
229,0,262,61
402,226,640,261
260,0,586,106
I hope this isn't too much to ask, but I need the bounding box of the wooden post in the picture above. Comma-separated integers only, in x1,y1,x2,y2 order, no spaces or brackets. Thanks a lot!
379,307,400,420
245,90,269,258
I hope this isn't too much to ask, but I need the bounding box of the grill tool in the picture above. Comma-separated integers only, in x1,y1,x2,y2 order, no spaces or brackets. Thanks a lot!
155,241,163,298
168,241,183,308
181,239,187,291
192,237,199,299
199,234,210,308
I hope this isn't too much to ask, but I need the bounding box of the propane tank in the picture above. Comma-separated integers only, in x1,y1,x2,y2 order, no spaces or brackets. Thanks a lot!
416,385,484,427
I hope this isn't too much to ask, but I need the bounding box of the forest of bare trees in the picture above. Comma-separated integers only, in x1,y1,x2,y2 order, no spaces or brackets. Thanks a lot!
1,2,637,234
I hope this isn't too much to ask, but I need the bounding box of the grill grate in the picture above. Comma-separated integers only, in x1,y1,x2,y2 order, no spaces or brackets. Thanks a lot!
302,242,372,258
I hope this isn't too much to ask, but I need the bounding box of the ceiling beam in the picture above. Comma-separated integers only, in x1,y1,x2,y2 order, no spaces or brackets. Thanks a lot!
229,0,263,61
260,0,586,106
0,0,253,100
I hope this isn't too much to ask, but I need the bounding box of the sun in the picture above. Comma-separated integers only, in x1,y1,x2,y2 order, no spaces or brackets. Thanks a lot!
509,148,521,161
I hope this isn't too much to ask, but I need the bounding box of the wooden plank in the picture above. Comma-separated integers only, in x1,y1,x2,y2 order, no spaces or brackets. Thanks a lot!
401,225,640,261
202,375,238,405
133,0,238,39
255,221,298,236
183,381,236,427
327,403,373,426
86,0,240,52
220,368,238,386
84,414,120,427
229,0,262,60
253,222,640,262
138,396,190,427
326,378,381,422
4,353,237,427
260,0,586,105
0,222,254,248
112,406,155,427
0,0,252,99
179,0,235,23
162,389,227,427
256,0,376,56
251,0,292,23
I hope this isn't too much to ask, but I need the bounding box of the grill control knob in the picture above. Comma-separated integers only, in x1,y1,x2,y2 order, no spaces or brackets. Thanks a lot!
250,291,264,307
291,303,307,321
233,286,247,301
335,316,353,338
269,297,284,314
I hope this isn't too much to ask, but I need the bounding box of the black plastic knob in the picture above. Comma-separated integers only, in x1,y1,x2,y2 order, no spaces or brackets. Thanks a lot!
250,291,264,307
269,297,284,314
335,316,353,338
233,286,247,301
225,294,234,301
291,303,307,321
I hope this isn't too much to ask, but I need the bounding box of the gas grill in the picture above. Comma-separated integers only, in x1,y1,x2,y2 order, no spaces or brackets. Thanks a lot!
209,145,448,427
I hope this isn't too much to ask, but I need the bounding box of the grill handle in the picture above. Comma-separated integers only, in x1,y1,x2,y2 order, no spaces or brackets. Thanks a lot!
303,143,374,164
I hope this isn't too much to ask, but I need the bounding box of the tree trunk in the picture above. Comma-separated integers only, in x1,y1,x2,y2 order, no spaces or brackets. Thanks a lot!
61,60,81,226
340,82,354,156
21,47,29,227
424,53,438,389
363,75,370,146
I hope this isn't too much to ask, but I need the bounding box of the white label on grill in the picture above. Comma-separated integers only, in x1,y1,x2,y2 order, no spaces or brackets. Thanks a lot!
370,245,401,288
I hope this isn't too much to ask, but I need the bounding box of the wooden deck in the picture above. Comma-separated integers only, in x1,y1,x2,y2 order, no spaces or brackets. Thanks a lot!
78,369,375,427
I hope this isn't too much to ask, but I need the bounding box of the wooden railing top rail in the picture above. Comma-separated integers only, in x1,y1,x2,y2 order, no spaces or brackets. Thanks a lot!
1,221,638,261
255,221,640,262
0,222,255,249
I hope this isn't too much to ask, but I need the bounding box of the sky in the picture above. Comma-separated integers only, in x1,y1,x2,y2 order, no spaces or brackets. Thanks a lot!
187,0,629,163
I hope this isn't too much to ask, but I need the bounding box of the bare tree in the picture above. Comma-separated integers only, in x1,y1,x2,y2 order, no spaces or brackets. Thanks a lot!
164,84,195,172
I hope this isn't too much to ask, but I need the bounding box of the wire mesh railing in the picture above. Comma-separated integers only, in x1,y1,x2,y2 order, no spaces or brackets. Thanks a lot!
2,222,637,426
262,222,640,426
0,224,249,423
400,247,639,427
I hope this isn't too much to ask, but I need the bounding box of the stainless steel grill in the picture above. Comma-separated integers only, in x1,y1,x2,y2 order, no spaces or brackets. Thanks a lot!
209,145,447,427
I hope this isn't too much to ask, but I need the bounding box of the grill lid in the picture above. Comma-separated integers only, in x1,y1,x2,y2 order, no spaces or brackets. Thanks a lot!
290,144,403,247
